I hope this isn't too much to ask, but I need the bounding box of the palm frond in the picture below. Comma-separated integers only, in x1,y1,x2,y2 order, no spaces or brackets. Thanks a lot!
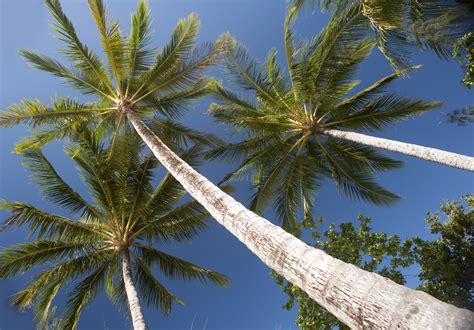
126,0,153,92
134,200,209,243
324,93,442,131
224,40,292,112
45,0,115,96
0,97,110,129
133,13,200,99
21,149,102,219
133,255,184,315
0,241,92,278
148,118,225,148
0,201,104,241
10,249,113,312
134,37,229,103
18,50,114,100
316,137,400,205
134,244,229,286
87,0,126,95
62,262,109,330
139,78,214,119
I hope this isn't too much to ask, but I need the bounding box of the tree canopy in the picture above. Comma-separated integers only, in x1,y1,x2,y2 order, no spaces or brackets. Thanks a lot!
0,130,228,329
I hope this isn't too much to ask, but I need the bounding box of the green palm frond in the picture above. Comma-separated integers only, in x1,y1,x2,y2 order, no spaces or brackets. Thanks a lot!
323,93,442,131
135,38,228,103
333,65,421,117
87,0,126,95
134,244,229,287
293,0,474,70
45,0,115,96
126,0,153,90
315,137,400,205
140,78,214,119
224,41,293,113
135,200,209,243
0,241,92,278
0,97,112,129
133,256,185,314
10,249,112,312
21,149,101,219
133,13,200,99
62,262,109,330
19,50,114,100
33,277,63,327
325,139,403,172
0,201,104,241
148,118,225,148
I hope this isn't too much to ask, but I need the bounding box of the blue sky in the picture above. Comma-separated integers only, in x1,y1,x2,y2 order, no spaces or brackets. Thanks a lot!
0,1,473,329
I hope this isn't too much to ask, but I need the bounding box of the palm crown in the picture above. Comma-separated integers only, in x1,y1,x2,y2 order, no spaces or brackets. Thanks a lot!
209,5,441,229
0,130,228,329
0,0,228,153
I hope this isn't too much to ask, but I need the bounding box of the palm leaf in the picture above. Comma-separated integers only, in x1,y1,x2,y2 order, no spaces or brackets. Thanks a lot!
133,255,184,314
134,244,229,286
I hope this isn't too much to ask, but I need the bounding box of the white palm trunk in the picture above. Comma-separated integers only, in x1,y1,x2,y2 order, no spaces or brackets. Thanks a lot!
127,110,474,328
318,127,474,172
121,249,147,330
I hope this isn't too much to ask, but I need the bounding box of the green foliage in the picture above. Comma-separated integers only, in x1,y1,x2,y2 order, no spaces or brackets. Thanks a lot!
210,6,440,228
0,132,228,329
412,195,474,310
292,0,474,71
275,196,473,328
453,32,474,88
0,0,226,153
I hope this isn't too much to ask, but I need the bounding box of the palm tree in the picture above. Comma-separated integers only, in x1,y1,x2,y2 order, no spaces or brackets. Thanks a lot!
208,5,474,228
0,130,228,330
292,0,474,70
1,0,473,327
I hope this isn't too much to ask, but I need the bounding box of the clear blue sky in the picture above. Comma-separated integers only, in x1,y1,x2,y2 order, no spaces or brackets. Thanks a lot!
0,1,472,329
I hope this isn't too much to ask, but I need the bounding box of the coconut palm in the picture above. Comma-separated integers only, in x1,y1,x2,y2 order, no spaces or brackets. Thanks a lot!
0,130,228,330
293,0,474,70
208,5,474,228
1,0,473,328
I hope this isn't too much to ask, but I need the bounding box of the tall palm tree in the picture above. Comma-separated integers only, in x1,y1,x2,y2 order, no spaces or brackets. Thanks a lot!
209,5,474,228
1,0,473,327
292,0,474,70
0,130,228,330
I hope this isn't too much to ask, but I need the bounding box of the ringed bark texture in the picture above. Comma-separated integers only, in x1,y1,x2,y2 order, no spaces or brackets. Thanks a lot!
121,249,147,330
319,128,474,172
127,110,474,328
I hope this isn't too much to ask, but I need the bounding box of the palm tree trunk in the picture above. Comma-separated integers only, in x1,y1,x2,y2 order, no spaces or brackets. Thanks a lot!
127,110,474,328
121,249,147,330
318,127,474,171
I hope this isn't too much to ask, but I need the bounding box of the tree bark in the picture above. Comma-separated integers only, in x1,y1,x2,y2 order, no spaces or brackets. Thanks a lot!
318,127,474,172
127,110,474,328
121,249,147,330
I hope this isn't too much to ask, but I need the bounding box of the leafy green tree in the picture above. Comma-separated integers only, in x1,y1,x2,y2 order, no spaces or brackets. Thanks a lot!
274,216,414,329
0,131,228,329
209,6,472,228
275,196,473,328
413,195,474,310
453,31,474,88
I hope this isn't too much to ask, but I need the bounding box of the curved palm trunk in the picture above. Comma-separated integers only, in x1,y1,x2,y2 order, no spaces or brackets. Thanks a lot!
121,249,147,330
318,127,474,171
127,110,474,328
